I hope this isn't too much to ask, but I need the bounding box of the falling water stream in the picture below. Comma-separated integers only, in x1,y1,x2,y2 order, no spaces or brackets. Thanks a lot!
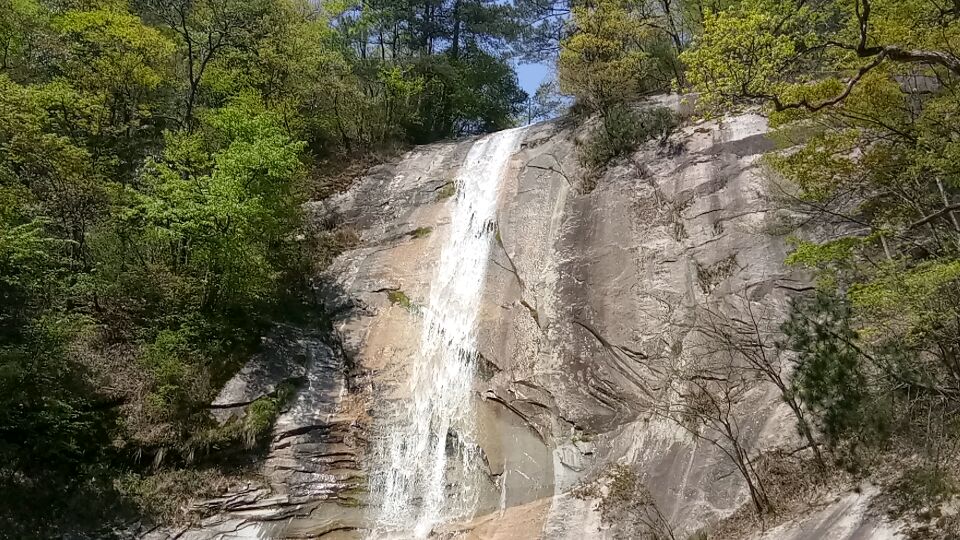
369,127,525,538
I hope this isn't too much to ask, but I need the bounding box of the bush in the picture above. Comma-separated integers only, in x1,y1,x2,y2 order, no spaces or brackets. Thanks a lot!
242,396,281,445
580,105,677,169
309,225,361,271
140,329,210,429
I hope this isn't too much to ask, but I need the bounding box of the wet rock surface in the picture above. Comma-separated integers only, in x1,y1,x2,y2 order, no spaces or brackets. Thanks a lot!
160,102,903,539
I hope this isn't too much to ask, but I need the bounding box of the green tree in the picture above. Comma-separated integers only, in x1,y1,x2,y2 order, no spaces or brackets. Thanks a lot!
524,79,565,123
54,7,175,174
409,47,526,140
139,0,278,127
0,75,108,262
782,293,873,449
0,0,45,76
684,0,960,388
333,0,526,143
111,93,302,321
0,188,117,536
684,2,960,508
0,0,538,530
555,0,681,169
557,0,680,112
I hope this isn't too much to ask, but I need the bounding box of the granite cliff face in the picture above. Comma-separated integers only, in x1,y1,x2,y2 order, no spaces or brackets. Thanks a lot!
162,101,903,539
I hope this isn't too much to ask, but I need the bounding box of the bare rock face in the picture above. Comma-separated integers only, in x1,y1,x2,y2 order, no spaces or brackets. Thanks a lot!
209,327,313,424
469,106,900,539
471,110,782,538
165,101,903,539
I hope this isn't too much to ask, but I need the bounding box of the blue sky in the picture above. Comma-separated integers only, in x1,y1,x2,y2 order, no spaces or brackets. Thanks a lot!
515,61,552,96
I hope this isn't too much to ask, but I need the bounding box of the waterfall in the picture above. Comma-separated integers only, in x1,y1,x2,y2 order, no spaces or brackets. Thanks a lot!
369,127,525,538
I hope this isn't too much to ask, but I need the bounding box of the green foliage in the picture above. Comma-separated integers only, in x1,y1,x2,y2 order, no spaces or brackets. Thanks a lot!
685,3,960,511
580,104,677,168
136,95,304,315
680,2,804,111
244,396,280,438
0,0,364,530
0,316,103,468
558,0,677,112
0,75,107,255
0,0,45,77
410,226,432,238
764,130,860,202
849,261,960,386
328,0,528,145
404,49,527,142
140,329,209,429
784,237,862,269
387,289,412,309
0,217,63,325
783,293,875,449
117,468,235,525
0,203,103,470
54,8,173,95
0,200,120,537
436,181,456,200
851,261,960,328
184,386,290,456
784,236,862,289
0,0,537,530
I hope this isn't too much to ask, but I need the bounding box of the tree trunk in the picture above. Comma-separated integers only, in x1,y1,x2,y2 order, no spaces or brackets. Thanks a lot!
451,0,461,59
787,398,826,470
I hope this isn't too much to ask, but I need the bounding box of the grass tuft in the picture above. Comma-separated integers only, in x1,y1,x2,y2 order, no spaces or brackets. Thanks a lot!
410,226,432,239
436,182,456,200
387,290,412,309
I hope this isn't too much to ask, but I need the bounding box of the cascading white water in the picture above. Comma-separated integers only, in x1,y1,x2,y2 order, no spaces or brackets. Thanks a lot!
369,127,525,538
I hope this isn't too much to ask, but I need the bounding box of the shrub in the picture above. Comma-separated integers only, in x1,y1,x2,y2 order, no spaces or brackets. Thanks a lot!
242,397,280,445
311,226,361,271
894,466,956,511
140,329,210,428
580,105,677,169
